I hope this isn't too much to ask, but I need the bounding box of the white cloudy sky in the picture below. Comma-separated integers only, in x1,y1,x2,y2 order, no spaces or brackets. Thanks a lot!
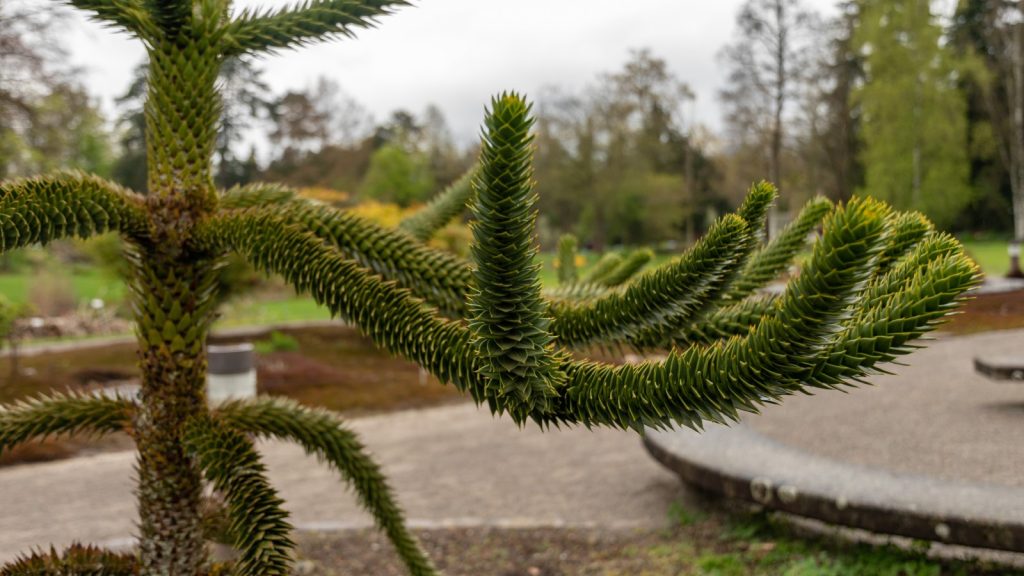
52,0,849,146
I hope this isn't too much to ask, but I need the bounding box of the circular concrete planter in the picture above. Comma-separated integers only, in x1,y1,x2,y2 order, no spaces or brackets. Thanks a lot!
644,424,1024,553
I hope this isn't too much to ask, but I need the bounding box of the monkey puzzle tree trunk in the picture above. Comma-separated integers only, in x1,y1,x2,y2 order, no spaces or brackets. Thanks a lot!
133,256,217,574
131,29,223,575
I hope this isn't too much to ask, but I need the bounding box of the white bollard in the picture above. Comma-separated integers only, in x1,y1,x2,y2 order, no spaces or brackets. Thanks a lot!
207,343,257,404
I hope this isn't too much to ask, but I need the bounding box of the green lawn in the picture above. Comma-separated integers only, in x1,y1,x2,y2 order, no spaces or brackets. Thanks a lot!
0,250,675,330
959,238,1010,278
0,268,125,309
215,295,332,328
0,238,1006,331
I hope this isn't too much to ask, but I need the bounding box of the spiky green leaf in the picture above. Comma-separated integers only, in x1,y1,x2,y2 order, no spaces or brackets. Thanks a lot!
468,93,564,423
0,172,147,253
727,196,832,300
218,397,437,576
223,0,408,56
0,392,135,455
183,416,294,576
1,544,136,575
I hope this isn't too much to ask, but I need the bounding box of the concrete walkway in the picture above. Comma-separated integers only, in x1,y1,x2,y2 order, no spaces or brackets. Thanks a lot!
0,402,682,562
646,327,1024,553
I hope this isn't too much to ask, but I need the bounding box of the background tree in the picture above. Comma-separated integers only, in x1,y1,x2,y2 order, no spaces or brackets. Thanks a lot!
360,143,435,207
854,0,972,228
950,0,1024,238
947,0,1013,233
719,0,820,216
215,57,275,188
534,50,717,248
794,0,864,202
110,63,149,192
0,0,65,151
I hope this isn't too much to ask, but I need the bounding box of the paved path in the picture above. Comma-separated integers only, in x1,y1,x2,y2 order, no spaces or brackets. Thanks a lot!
747,328,1024,488
646,327,1024,554
0,402,682,561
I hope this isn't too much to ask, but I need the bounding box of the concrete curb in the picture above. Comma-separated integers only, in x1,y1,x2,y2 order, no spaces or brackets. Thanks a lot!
644,423,1024,553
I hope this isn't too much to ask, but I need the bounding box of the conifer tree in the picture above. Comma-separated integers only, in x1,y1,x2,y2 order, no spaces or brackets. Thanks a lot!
0,1,978,574
854,0,971,228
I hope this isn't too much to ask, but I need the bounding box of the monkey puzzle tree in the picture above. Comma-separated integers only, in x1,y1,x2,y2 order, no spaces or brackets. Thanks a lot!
0,1,978,575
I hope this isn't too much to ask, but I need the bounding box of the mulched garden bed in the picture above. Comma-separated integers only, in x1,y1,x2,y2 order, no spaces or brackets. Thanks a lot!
292,510,1018,575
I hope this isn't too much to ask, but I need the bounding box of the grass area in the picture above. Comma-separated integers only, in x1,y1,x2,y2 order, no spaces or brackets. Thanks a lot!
0,268,125,309
215,295,332,328
960,239,1010,279
0,249,675,334
296,507,1015,575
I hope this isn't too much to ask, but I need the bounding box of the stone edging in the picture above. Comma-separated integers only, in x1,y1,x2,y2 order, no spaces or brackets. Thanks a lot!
643,424,1024,553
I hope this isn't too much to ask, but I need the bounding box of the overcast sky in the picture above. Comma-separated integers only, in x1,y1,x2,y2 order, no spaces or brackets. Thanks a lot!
56,0,847,148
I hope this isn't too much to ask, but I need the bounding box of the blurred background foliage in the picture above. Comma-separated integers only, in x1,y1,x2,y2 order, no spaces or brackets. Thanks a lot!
0,0,1019,319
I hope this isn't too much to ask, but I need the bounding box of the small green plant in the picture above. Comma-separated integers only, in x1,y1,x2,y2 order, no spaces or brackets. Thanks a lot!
0,1,979,574
666,501,704,528
255,330,299,354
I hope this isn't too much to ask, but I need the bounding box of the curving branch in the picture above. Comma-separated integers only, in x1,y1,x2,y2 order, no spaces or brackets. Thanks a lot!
726,195,832,301
217,397,437,576
0,392,136,455
654,183,777,334
0,172,148,253
811,245,979,388
198,192,977,433
875,210,934,276
196,207,485,401
468,94,564,422
398,167,477,242
278,199,472,317
223,0,408,57
581,252,623,285
674,295,778,346
1,543,137,575
598,248,654,287
548,215,748,349
183,416,294,576
63,0,157,39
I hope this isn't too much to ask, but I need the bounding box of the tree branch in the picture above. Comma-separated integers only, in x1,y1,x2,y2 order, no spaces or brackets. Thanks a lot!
0,392,136,455
217,397,437,576
183,416,294,576
222,0,408,57
63,0,157,39
0,171,148,253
